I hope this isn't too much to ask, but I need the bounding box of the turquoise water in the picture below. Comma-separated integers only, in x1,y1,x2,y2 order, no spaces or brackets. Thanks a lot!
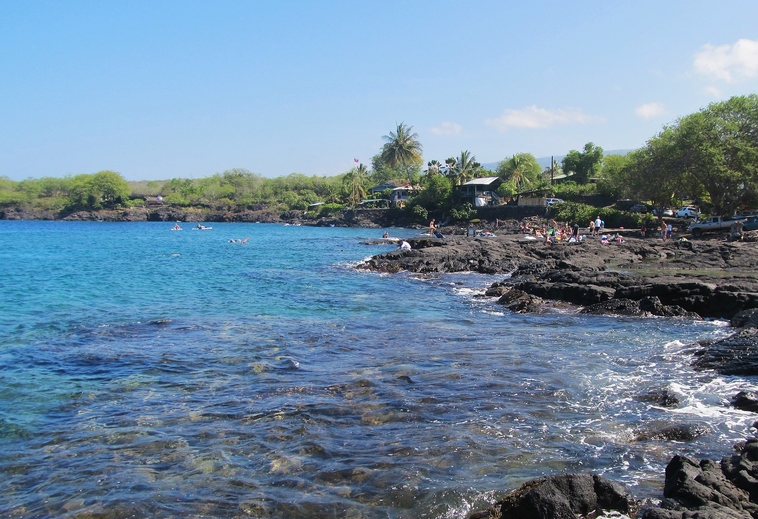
0,221,755,518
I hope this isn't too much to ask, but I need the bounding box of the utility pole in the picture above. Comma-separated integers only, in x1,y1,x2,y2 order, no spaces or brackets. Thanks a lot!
550,156,554,185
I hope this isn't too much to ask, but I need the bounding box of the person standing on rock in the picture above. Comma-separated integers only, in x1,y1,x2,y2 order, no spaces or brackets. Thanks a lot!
730,220,744,241
429,219,436,236
594,216,602,235
589,220,596,236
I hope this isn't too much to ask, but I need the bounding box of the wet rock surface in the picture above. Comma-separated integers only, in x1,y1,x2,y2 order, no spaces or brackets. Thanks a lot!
469,474,638,519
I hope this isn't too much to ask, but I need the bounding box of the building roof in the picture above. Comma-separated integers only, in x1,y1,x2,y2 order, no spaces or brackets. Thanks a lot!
461,176,502,186
369,182,397,192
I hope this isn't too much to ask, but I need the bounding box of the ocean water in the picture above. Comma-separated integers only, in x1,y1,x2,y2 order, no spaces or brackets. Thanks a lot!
0,221,755,518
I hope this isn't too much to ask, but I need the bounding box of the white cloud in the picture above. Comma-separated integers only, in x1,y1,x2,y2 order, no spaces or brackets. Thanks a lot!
705,85,724,98
486,105,599,132
635,102,665,119
694,38,758,82
430,121,462,136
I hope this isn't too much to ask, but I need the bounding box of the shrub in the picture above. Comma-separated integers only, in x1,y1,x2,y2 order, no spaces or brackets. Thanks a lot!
318,203,343,217
449,202,476,222
551,201,649,228
551,181,598,200
412,204,428,221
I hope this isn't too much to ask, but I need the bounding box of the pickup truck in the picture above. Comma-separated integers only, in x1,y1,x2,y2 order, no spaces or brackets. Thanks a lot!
688,216,746,237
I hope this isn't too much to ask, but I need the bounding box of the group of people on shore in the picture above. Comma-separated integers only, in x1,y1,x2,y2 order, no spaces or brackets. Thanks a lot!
515,216,632,246
521,219,583,244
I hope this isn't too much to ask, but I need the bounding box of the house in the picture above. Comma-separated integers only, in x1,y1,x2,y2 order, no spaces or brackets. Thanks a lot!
359,198,390,208
456,177,504,206
390,185,420,208
368,182,397,195
145,196,164,206
515,188,550,206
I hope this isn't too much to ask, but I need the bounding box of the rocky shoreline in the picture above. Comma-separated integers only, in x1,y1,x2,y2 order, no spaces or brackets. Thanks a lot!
359,228,758,518
0,204,419,228
360,231,758,319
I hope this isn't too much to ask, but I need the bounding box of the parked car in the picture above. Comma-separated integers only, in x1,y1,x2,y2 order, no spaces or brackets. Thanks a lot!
743,215,758,231
675,206,700,218
546,198,564,206
629,204,648,213
688,215,745,237
652,207,673,216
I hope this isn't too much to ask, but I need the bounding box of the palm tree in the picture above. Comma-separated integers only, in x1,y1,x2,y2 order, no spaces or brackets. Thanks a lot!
425,160,441,179
380,123,423,185
343,163,368,208
456,150,480,186
502,154,531,192
443,157,458,184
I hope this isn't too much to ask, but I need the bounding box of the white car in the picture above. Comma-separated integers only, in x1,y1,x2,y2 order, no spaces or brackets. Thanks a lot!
675,206,700,218
546,198,564,206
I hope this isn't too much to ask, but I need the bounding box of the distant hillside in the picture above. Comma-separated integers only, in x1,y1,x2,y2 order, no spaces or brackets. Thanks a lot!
481,149,632,172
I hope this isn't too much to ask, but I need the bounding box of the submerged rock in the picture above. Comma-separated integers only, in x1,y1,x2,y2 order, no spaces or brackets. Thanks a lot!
497,288,544,314
636,389,682,408
633,423,710,442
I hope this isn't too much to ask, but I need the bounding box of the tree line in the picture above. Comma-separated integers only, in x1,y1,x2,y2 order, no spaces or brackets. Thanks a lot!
1,94,756,221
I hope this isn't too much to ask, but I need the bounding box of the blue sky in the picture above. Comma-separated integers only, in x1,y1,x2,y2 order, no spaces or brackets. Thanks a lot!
1,1,757,181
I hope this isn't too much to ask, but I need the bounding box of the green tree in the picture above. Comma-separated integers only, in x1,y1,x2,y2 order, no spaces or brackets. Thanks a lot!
414,174,452,211
442,157,458,185
497,153,541,192
425,159,441,180
89,170,131,206
455,150,481,185
38,177,73,199
161,178,200,205
622,94,758,216
15,179,43,200
380,123,423,185
675,94,758,215
370,153,397,185
64,171,131,209
597,154,630,198
221,168,263,204
562,143,604,184
0,177,27,206
66,174,95,209
342,163,369,207
622,130,683,215
197,175,234,207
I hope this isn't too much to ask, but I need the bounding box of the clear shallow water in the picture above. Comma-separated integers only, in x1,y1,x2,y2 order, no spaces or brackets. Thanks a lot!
0,221,756,518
